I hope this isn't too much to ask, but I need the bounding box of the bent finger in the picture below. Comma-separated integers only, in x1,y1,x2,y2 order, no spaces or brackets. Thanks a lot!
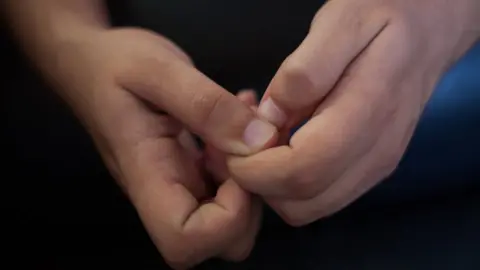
120,57,277,156
258,0,390,128
229,21,403,200
205,89,259,184
117,125,252,269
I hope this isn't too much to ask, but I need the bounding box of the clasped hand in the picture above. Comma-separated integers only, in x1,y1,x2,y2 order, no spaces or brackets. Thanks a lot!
54,0,479,269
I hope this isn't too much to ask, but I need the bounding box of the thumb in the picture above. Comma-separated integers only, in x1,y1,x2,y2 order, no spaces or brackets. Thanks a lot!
205,89,259,184
119,56,278,156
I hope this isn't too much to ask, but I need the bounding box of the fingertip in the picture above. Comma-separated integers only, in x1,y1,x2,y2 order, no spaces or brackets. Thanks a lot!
215,179,251,212
242,119,279,153
236,91,279,153
227,145,295,198
218,191,263,263
237,89,258,106
257,97,287,127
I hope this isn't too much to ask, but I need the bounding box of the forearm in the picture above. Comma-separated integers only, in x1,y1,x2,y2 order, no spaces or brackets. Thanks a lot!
2,0,109,66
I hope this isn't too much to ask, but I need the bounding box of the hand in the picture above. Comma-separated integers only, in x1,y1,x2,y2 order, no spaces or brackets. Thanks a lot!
228,0,480,226
50,28,277,268
205,90,260,183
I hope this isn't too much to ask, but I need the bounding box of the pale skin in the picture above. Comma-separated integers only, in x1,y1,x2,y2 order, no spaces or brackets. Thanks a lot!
4,0,480,268
3,1,276,269
229,0,480,226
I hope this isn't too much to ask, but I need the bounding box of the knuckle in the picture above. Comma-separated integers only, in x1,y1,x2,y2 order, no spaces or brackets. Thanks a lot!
234,245,255,262
278,202,333,227
278,207,311,227
161,245,194,269
223,243,255,262
232,210,254,233
368,3,411,37
281,56,309,79
224,211,245,230
277,57,318,106
289,174,321,199
129,52,170,75
370,1,403,21
282,57,315,90
271,200,312,227
155,230,198,269
376,147,402,178
228,252,252,263
285,217,310,228
374,5,415,43
117,53,174,92
190,90,226,128
284,156,332,200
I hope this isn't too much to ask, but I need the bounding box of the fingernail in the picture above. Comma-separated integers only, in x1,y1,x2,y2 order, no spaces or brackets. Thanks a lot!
257,98,287,127
244,119,277,150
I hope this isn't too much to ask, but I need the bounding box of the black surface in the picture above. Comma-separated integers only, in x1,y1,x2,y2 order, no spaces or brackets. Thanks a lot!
2,1,480,269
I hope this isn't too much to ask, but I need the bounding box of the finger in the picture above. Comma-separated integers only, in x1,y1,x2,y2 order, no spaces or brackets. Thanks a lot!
257,1,390,128
236,89,258,107
178,129,202,162
268,105,414,227
229,21,401,200
270,25,424,226
119,55,277,156
205,89,260,184
265,132,391,226
203,89,263,261
205,144,229,184
181,179,254,268
229,146,303,198
154,35,194,66
220,197,262,261
125,139,254,268
178,130,212,194
268,139,400,227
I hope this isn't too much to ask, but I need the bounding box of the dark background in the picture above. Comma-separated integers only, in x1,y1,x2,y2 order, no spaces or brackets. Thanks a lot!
2,1,480,269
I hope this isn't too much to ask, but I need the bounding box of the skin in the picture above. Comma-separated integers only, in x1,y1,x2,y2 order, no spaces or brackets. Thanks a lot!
228,0,480,226
4,1,276,268
4,0,480,268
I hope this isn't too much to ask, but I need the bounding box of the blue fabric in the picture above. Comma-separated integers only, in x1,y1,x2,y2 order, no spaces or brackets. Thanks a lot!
292,41,480,206
369,41,480,205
